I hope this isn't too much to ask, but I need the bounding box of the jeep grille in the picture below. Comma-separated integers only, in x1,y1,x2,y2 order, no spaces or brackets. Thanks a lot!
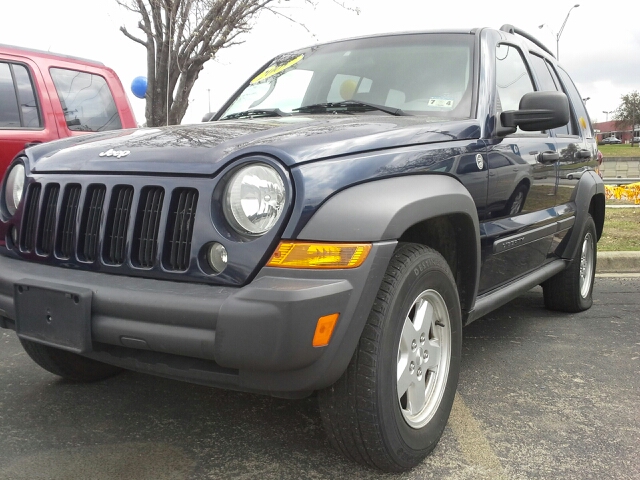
18,182,197,272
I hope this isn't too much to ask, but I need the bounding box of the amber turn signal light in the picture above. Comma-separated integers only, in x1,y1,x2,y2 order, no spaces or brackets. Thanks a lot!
313,313,339,347
267,242,371,269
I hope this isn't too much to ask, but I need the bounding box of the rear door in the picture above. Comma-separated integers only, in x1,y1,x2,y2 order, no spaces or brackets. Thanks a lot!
551,65,598,206
0,58,59,172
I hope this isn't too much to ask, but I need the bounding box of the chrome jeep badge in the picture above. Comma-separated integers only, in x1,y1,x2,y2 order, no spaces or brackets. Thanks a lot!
99,149,130,159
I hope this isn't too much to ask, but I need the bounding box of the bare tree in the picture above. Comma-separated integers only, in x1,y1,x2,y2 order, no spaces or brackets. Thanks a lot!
117,0,359,126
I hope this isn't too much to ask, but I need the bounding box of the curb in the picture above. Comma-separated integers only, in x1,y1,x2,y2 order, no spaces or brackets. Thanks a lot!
597,251,640,273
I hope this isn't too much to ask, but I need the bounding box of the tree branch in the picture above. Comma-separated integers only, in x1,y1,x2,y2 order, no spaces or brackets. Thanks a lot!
119,26,149,47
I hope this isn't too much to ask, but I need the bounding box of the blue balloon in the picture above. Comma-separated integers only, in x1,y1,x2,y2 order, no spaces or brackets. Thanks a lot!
131,76,147,99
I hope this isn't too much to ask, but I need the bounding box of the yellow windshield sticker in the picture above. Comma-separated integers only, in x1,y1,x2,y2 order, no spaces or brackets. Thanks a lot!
251,55,304,84
579,117,587,130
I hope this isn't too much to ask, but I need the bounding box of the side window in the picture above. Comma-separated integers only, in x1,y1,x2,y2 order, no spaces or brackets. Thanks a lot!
0,62,41,129
50,68,122,132
545,62,576,135
528,54,557,92
0,62,20,128
556,66,593,139
495,44,534,112
13,64,41,128
488,155,511,169
528,54,570,135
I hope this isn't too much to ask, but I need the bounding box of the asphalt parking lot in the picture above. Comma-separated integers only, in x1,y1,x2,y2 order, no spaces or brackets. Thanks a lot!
1,276,638,480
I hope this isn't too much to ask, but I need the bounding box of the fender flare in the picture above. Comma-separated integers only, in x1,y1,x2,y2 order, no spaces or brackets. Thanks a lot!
298,174,481,314
558,171,605,261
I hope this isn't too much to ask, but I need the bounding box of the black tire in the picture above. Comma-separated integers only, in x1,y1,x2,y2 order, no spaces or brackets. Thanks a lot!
567,174,574,180
20,338,123,382
542,215,597,312
318,243,462,472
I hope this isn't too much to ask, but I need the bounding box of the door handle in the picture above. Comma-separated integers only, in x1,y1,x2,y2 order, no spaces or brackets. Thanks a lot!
537,151,559,164
575,149,591,159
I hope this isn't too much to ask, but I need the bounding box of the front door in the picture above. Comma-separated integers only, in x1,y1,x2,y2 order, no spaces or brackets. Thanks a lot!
478,43,560,293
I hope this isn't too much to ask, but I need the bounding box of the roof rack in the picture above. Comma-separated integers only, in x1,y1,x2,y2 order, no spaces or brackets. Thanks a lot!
499,24,556,59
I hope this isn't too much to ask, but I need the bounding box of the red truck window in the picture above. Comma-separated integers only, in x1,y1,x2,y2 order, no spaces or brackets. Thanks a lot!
13,64,41,128
0,63,20,127
0,62,42,129
50,67,122,132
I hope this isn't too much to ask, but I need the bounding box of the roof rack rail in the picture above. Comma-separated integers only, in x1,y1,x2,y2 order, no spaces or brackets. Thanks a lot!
499,24,556,59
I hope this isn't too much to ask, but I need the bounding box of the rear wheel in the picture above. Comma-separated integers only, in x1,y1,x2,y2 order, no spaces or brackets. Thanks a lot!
318,243,462,472
543,215,597,312
20,338,123,382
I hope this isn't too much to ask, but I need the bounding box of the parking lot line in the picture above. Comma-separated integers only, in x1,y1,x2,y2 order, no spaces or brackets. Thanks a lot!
449,392,508,479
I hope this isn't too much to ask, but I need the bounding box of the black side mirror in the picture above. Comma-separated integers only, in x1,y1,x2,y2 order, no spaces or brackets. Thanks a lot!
499,91,570,136
202,112,217,122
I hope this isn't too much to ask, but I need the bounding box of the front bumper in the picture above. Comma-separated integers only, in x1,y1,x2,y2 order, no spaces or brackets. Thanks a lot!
0,241,396,397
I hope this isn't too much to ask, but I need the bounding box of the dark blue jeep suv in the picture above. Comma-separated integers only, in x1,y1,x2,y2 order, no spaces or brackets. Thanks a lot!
0,25,604,472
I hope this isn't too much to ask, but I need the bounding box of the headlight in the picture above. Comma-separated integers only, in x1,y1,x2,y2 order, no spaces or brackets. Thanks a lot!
223,163,285,235
4,163,25,216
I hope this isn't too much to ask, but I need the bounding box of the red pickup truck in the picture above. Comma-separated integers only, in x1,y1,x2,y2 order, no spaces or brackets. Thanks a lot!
0,44,136,174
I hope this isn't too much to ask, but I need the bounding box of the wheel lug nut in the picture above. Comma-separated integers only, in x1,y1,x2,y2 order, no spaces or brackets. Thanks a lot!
411,340,417,350
423,351,428,360
420,333,425,343
417,368,422,377
409,362,415,373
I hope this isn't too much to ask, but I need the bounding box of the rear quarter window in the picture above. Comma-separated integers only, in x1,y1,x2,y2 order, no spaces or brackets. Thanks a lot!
49,68,122,132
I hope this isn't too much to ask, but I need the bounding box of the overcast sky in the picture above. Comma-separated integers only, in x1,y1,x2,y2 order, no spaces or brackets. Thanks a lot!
1,0,638,125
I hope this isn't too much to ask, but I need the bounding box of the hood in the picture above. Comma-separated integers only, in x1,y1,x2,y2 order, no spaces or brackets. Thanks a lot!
28,115,481,176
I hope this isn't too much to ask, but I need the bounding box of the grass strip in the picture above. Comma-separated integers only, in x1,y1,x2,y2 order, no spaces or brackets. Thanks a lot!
600,207,640,251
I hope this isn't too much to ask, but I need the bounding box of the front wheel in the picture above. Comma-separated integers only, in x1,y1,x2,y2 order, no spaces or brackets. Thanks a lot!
318,243,462,472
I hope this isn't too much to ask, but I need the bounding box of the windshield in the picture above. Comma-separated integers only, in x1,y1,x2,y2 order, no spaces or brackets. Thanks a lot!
220,33,475,119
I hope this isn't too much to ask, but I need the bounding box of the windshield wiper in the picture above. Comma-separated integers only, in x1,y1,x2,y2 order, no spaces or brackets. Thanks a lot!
293,100,410,116
221,108,289,120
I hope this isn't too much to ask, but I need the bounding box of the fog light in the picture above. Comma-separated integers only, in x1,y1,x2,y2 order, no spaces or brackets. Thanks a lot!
207,243,228,273
10,226,18,246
